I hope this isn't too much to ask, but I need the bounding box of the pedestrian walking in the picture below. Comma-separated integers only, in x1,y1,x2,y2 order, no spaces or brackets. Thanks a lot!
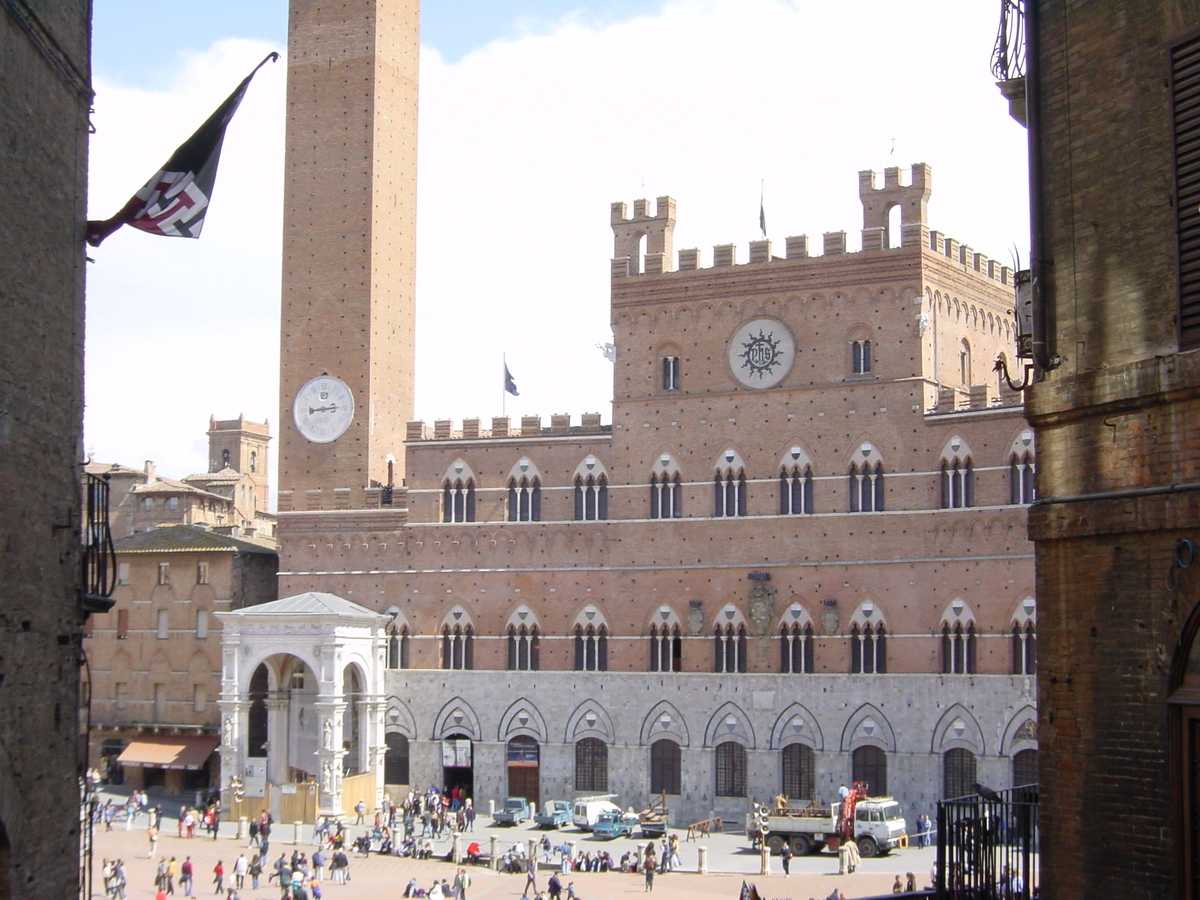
642,847,657,891
180,857,194,897
781,842,792,875
523,856,538,896
212,861,224,894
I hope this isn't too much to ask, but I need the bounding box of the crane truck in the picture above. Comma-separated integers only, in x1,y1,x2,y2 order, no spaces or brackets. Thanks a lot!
745,781,908,858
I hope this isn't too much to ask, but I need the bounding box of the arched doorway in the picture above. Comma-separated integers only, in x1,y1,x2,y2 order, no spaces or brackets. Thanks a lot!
442,732,473,800
507,736,539,805
1170,595,1200,899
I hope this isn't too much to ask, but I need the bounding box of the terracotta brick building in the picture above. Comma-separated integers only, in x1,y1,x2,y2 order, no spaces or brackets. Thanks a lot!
87,525,277,794
218,0,1038,835
1006,2,1200,898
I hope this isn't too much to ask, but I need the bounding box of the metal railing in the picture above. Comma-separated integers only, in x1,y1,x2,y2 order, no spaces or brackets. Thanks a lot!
81,472,116,614
991,0,1027,82
936,784,1038,899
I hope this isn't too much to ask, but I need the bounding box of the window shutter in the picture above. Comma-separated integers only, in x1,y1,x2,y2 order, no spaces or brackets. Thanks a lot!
1172,31,1200,347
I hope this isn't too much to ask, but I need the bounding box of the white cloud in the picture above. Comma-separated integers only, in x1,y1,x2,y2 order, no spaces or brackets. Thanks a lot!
84,1,1028,497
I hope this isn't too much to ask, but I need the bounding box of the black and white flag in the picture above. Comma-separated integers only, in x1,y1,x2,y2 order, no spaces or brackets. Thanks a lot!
86,52,278,247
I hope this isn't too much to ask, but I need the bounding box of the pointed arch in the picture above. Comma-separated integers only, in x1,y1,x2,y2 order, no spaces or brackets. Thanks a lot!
1000,705,1039,755
382,695,418,738
431,698,482,741
639,700,690,747
931,703,986,755
497,698,548,743
703,701,756,749
769,703,825,751
840,703,897,752
564,700,616,744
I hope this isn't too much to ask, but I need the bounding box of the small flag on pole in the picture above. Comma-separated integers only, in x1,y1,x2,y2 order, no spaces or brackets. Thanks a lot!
86,52,278,247
504,363,520,397
759,181,767,239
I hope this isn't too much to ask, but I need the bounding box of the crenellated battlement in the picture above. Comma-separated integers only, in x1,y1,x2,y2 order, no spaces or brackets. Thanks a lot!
611,164,1012,288
405,412,610,442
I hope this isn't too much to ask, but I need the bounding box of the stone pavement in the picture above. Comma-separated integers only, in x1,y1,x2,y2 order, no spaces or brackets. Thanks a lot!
90,814,935,900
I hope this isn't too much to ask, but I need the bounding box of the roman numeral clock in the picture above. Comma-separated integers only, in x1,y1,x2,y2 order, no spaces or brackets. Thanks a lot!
293,375,355,443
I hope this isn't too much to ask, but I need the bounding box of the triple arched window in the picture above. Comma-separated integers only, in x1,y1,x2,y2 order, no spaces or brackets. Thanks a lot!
650,473,682,518
574,474,608,520
942,622,977,674
1010,451,1036,504
780,465,813,514
714,469,747,517
649,623,682,672
507,476,541,521
507,624,540,671
714,622,748,673
941,457,974,508
386,626,410,669
442,624,474,670
851,622,887,673
780,621,815,673
574,624,608,671
443,478,476,522
849,462,885,511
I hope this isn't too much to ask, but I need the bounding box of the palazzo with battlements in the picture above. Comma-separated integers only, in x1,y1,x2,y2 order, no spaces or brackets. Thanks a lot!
215,0,1036,830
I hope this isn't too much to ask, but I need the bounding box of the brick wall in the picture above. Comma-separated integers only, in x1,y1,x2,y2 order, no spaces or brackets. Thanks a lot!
0,1,90,894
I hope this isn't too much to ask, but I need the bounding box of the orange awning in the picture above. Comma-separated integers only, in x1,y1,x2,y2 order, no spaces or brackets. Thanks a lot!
116,736,219,770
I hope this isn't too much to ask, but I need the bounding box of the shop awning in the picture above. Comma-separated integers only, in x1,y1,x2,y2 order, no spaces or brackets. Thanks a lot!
116,736,219,770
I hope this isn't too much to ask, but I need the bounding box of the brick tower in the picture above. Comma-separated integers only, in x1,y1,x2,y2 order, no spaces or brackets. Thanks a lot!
207,414,271,510
277,0,419,510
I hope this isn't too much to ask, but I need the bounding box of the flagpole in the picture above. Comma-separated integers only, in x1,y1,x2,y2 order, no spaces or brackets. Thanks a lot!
502,354,506,418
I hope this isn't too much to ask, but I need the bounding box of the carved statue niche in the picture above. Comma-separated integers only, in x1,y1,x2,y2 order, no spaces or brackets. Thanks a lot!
748,583,776,636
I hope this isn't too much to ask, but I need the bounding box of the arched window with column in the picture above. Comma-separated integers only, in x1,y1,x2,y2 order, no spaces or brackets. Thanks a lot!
574,624,608,671
442,623,474,670
574,474,608,520
650,471,682,518
780,619,814,674
507,624,540,671
649,618,682,673
443,478,476,522
714,619,747,674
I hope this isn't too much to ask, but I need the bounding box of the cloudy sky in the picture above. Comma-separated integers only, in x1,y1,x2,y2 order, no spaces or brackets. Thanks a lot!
85,0,1029,496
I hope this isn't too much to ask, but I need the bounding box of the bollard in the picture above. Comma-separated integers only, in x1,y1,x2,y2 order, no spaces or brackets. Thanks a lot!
697,846,708,875
487,798,495,817
452,833,461,864
759,843,770,876
489,835,499,871
527,838,538,867
293,822,301,845
237,817,247,840
529,801,537,819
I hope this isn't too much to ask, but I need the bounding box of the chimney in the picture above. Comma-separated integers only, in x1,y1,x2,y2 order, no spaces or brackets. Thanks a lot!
144,460,156,484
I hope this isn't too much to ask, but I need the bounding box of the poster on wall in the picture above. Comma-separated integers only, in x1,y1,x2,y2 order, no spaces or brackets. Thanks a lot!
442,739,471,768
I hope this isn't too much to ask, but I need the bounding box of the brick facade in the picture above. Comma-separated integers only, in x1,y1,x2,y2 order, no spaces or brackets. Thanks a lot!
1023,3,1200,898
0,1,91,895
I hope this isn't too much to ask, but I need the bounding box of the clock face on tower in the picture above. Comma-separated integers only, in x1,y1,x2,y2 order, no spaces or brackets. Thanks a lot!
293,375,355,443
728,316,796,389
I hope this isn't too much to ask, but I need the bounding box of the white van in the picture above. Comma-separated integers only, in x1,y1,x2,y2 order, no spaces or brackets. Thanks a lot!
573,797,621,830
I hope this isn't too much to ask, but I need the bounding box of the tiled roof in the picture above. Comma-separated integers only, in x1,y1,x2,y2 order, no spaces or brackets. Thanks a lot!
84,462,144,477
222,591,380,619
114,524,277,555
184,469,244,485
131,478,229,502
